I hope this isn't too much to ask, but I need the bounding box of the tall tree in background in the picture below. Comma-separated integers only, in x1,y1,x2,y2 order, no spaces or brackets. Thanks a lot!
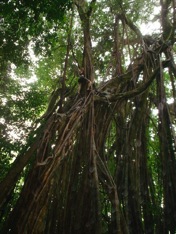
0,0,176,233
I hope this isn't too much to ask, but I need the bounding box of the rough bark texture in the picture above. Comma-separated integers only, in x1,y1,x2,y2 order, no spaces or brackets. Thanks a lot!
0,0,176,233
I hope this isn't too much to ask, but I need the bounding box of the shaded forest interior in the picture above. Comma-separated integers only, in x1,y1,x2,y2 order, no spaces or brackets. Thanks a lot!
0,0,176,233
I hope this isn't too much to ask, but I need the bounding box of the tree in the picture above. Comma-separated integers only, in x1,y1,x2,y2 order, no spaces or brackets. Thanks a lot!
0,0,176,233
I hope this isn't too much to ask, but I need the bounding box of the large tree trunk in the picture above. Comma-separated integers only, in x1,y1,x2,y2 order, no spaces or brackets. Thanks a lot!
1,0,176,233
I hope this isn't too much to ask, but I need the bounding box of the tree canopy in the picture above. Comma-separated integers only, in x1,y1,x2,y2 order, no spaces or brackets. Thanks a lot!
0,0,176,233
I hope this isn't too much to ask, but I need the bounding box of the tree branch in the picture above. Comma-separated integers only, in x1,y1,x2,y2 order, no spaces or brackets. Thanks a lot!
95,60,171,102
87,0,97,16
119,13,143,40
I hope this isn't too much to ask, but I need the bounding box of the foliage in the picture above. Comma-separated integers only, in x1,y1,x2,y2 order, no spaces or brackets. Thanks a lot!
0,0,176,233
0,0,71,65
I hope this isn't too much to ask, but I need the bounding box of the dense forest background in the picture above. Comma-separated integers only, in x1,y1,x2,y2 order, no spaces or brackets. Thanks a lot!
0,0,176,233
